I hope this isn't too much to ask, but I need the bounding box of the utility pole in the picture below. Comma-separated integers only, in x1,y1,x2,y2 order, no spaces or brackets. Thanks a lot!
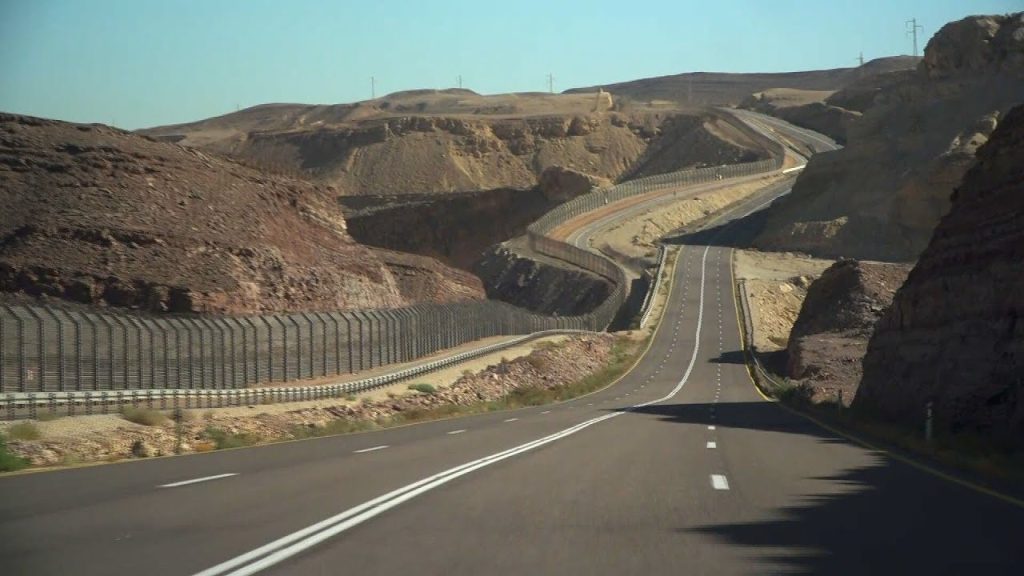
857,52,864,66
371,76,376,99
547,73,554,94
457,75,463,89
906,18,923,57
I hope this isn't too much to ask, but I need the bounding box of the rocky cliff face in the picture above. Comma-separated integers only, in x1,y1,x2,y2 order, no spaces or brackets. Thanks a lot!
754,13,1024,262
854,103,1024,446
0,113,483,315
785,260,910,403
473,245,611,316
140,92,765,196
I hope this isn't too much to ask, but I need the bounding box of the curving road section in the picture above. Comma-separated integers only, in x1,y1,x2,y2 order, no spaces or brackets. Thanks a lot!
2,112,1022,576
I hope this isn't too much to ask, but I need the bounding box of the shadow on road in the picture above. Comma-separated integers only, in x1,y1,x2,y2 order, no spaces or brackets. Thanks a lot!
616,400,1024,574
709,350,746,365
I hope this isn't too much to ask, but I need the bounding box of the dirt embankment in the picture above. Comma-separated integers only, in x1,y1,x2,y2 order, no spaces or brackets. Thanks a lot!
855,103,1024,446
0,113,482,314
754,13,1024,262
140,92,764,197
3,333,616,467
734,250,834,352
784,260,911,404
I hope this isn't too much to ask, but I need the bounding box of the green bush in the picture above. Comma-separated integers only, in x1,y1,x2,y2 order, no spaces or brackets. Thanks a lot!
407,383,437,395
121,407,168,426
7,422,41,441
0,433,29,472
203,427,260,450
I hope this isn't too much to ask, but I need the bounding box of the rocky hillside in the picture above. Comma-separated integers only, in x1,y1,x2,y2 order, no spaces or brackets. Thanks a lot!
341,167,606,271
739,59,921,144
0,113,482,315
473,245,611,316
139,91,766,196
854,103,1024,446
785,260,910,404
754,13,1024,262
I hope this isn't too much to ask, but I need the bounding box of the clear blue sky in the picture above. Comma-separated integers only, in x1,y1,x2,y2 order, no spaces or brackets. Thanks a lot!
1,0,1018,129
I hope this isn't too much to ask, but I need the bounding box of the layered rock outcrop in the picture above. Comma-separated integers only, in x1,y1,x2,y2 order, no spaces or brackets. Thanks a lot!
785,260,910,403
755,13,1024,261
854,104,1024,446
473,245,611,316
0,113,482,314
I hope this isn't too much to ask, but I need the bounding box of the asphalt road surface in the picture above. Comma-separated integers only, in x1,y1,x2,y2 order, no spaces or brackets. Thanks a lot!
3,114,1023,576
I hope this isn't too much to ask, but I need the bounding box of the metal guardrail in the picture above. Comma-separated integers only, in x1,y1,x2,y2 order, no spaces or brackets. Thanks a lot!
735,278,786,391
638,246,669,329
1,329,587,419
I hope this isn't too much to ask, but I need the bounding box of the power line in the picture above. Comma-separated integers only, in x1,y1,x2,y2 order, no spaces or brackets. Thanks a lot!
906,18,923,57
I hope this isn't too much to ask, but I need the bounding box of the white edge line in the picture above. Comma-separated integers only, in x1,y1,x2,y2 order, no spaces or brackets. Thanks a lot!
353,445,389,454
159,473,237,488
446,429,466,435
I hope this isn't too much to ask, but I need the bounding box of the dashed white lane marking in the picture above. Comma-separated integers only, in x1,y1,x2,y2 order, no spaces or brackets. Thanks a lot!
159,473,238,488
587,403,594,406
707,441,717,449
541,410,551,415
711,475,730,490
354,446,389,454
447,429,466,435
708,425,716,430
504,418,519,423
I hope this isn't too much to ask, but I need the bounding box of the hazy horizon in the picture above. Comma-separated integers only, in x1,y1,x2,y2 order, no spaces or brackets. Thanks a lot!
1,0,1019,129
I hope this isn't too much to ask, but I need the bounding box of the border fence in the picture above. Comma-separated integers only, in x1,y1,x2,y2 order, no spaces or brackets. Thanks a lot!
0,110,784,410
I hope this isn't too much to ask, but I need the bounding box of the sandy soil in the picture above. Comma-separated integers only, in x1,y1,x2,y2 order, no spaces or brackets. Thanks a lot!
733,249,833,351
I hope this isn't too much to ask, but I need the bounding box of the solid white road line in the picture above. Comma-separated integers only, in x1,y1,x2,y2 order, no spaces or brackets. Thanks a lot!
504,418,519,423
159,473,237,489
707,441,717,449
447,430,466,435
540,410,551,415
353,445,389,454
193,244,718,576
711,475,730,490
708,425,716,430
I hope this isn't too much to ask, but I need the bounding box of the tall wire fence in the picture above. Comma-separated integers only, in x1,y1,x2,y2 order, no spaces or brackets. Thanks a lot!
1,112,784,400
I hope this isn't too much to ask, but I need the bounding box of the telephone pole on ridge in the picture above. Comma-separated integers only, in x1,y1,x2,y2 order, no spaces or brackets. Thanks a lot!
547,73,554,94
906,18,923,57
371,76,376,99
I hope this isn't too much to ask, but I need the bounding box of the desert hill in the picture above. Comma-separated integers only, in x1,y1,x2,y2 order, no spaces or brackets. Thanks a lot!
566,56,919,107
0,113,483,315
139,92,768,196
754,13,1024,262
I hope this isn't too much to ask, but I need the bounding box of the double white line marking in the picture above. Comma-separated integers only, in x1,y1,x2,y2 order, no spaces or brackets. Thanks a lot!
195,244,713,576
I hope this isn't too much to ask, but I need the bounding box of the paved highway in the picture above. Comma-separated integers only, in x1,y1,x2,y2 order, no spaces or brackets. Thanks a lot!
3,113,1023,575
